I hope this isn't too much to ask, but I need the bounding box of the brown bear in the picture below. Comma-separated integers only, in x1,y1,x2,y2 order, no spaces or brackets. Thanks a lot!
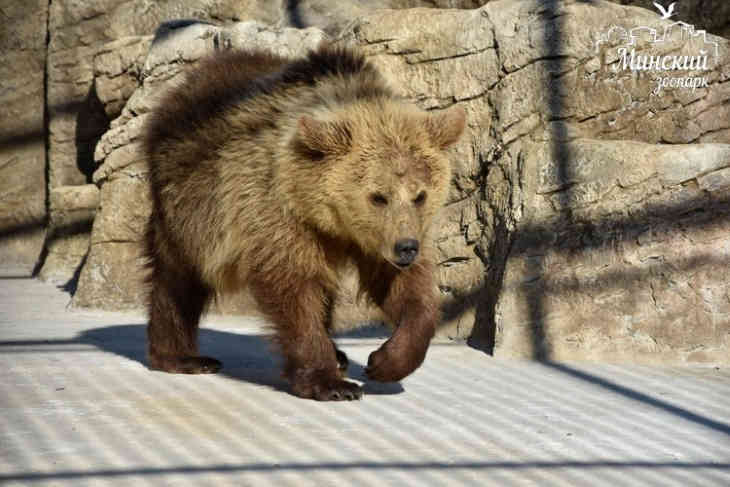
143,44,465,401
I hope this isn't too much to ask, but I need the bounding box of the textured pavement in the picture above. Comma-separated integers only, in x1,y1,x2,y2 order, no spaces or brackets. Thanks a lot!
1,277,729,486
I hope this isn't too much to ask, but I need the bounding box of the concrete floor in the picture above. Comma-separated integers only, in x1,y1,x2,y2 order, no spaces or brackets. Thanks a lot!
1,277,729,486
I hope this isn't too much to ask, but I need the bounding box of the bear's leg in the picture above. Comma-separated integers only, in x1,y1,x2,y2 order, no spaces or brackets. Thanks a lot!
147,263,220,374
250,275,361,400
364,262,438,382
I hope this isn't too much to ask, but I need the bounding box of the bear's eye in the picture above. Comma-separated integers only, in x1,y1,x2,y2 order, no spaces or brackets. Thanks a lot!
370,193,389,207
413,191,427,206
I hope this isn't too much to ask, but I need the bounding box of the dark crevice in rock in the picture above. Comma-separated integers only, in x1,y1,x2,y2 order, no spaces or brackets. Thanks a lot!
457,88,493,103
33,0,53,278
59,250,87,296
463,28,510,351
404,46,494,65
468,139,513,353
91,239,137,245
439,256,472,266
469,201,512,354
75,84,110,184
504,55,578,76
284,0,306,29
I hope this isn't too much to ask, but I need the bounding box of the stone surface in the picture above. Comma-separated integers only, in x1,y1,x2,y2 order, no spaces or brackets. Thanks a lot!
46,0,284,191
476,0,730,363
38,185,100,284
495,139,730,364
0,0,49,274
94,36,154,119
48,184,100,230
486,0,730,144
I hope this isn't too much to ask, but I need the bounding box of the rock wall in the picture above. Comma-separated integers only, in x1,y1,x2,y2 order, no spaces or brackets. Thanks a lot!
1,0,729,364
485,0,730,361
497,141,730,363
0,0,49,274
339,0,730,359
45,0,282,189
44,0,487,190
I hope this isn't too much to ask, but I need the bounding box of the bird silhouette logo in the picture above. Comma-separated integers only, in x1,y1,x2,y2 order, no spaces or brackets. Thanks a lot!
653,2,677,19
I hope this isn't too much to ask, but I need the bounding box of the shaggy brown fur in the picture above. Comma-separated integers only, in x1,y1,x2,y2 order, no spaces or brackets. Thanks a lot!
144,45,465,401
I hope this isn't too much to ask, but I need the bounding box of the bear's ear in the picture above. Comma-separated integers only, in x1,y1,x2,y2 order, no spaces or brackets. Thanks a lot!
424,105,466,150
293,115,352,160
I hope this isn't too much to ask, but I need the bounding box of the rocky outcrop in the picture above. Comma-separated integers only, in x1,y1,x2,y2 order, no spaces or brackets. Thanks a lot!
478,0,730,362
94,36,154,120
0,0,49,274
496,140,730,363
3,0,728,363
45,0,282,189
38,185,100,285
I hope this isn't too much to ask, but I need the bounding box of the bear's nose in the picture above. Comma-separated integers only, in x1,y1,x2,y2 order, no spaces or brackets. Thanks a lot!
394,238,419,267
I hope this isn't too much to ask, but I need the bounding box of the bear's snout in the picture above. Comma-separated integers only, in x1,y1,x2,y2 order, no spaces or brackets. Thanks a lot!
394,238,419,267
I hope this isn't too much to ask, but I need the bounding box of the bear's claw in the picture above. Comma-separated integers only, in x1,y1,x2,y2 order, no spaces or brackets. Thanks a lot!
292,375,363,401
316,380,363,401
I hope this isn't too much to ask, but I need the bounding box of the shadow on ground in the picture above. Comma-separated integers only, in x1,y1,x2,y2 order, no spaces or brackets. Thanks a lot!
3,460,730,484
78,324,404,397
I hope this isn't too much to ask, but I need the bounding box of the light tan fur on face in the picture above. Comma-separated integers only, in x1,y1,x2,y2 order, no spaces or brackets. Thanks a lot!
279,100,465,266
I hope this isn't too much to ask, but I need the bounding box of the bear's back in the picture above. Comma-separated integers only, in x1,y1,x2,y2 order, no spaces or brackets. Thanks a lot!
145,46,384,163
145,50,288,163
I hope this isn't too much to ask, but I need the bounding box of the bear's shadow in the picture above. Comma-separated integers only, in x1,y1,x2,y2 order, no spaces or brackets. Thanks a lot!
79,324,404,397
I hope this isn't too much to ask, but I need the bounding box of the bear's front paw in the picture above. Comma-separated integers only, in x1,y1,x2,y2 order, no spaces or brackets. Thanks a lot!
365,337,428,383
291,372,363,401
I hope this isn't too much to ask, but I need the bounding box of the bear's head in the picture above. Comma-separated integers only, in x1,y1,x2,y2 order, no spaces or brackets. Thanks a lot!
288,100,466,268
